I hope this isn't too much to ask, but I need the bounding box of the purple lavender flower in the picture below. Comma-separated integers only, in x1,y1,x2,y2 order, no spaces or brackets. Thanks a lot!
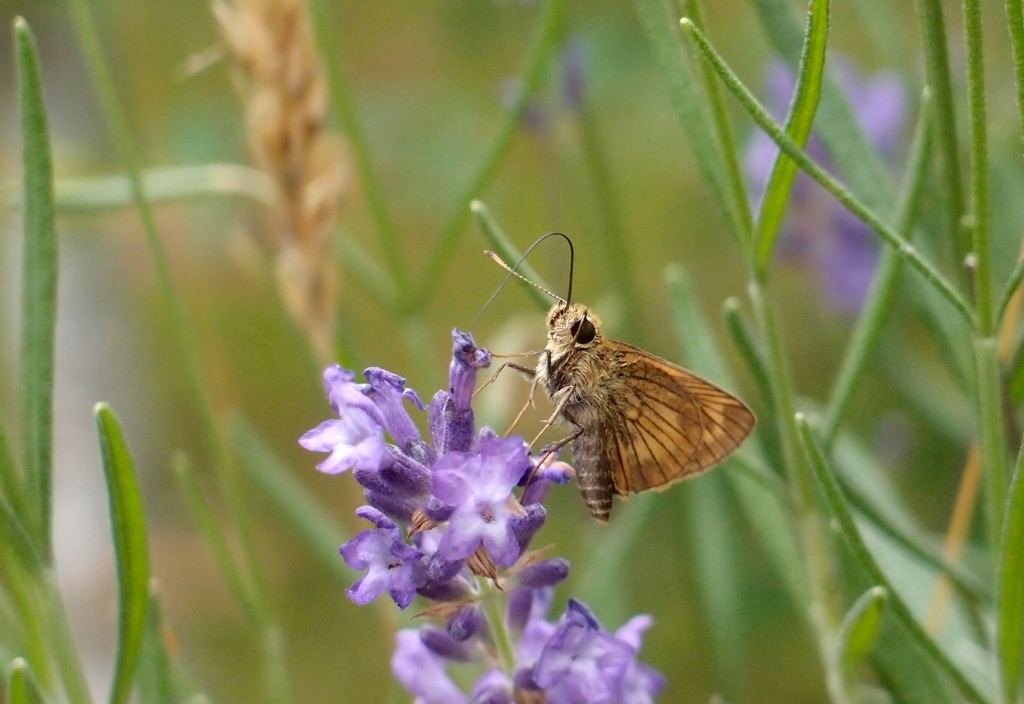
361,367,427,452
532,601,664,704
339,507,421,609
299,366,386,475
746,59,907,313
432,434,531,567
302,330,664,702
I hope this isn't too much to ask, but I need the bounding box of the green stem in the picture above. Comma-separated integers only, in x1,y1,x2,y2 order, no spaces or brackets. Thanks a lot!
750,279,852,704
975,336,1010,562
963,0,992,334
481,581,517,675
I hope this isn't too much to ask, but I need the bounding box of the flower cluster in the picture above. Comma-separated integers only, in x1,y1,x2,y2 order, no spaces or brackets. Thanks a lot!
300,329,665,703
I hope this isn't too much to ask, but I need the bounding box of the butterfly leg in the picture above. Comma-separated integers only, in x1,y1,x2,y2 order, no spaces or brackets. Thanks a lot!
505,372,544,436
473,358,540,399
527,386,576,448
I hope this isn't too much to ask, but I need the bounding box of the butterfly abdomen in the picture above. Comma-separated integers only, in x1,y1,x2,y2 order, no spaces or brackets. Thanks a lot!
572,427,613,522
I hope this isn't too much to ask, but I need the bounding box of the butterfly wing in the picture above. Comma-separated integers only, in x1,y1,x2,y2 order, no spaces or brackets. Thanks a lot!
600,342,755,497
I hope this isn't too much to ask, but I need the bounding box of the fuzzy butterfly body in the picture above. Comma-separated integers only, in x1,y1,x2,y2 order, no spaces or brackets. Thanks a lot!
536,302,755,522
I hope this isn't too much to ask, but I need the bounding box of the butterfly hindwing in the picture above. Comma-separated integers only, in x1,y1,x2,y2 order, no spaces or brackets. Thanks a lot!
601,343,755,497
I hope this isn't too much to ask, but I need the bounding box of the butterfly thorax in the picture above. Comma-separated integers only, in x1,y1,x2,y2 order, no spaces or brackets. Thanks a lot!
535,302,622,428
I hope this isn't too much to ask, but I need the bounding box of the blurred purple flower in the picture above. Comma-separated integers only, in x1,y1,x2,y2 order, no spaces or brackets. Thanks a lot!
392,630,469,704
562,38,586,112
746,60,907,313
501,77,548,133
501,38,588,135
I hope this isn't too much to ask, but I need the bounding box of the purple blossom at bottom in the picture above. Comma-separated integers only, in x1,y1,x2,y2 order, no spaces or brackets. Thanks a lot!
301,329,664,703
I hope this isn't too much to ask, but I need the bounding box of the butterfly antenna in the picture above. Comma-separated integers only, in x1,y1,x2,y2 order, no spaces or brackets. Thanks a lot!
470,232,575,329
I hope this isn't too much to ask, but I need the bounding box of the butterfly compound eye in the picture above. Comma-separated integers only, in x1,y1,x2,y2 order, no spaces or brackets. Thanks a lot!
570,317,597,344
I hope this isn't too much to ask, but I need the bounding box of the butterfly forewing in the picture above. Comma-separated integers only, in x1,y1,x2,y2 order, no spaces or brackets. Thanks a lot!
601,343,755,496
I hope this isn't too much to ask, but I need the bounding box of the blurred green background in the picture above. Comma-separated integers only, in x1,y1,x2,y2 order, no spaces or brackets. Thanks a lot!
1,0,1017,701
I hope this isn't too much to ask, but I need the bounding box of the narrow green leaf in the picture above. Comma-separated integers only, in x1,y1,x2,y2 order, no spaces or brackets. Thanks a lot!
796,414,991,704
137,585,183,704
95,404,150,704
0,495,43,574
8,658,46,704
15,16,58,561
750,0,894,215
754,0,830,271
916,0,966,265
634,0,746,244
679,0,755,250
836,585,888,676
471,200,554,313
997,447,1024,702
721,298,772,410
0,387,30,534
996,255,1024,327
679,18,974,326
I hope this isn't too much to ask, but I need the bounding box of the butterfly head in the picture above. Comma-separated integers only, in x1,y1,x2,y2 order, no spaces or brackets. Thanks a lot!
546,301,603,350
